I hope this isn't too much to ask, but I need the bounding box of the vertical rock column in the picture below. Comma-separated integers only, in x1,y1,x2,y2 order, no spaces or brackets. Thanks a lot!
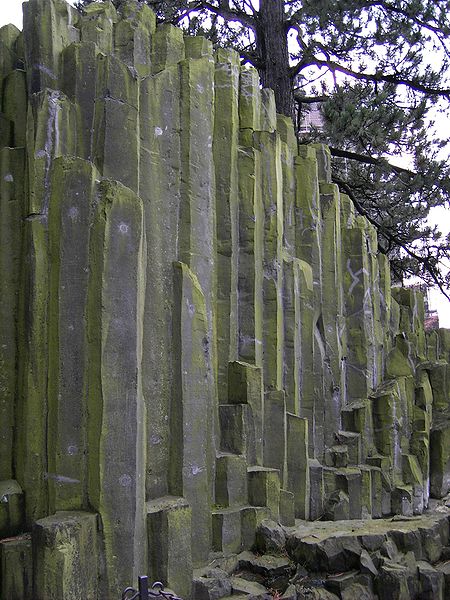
171,262,214,565
177,40,217,545
61,41,99,160
287,414,310,519
47,157,98,512
278,115,297,409
179,37,216,331
319,182,345,450
283,258,314,416
367,223,384,389
23,0,80,95
114,0,155,78
237,68,264,367
294,146,322,457
87,180,146,594
0,148,25,480
33,511,98,600
343,225,374,401
140,24,184,499
92,53,140,192
253,122,284,391
237,146,263,365
214,48,240,403
17,88,78,524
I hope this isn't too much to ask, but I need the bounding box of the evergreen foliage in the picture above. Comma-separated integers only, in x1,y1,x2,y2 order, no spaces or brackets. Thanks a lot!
76,0,450,296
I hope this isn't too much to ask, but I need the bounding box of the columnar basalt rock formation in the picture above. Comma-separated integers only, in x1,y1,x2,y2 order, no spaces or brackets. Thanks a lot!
0,1,450,599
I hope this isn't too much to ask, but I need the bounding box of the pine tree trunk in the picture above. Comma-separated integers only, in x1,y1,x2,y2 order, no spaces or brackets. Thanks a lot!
257,0,294,119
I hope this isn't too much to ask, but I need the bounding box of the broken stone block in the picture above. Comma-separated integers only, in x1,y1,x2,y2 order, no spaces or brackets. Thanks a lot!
323,489,350,521
260,88,276,132
241,506,270,550
24,0,80,93
327,445,349,468
430,421,450,498
435,561,450,599
359,466,373,518
0,535,32,600
417,561,444,600
391,486,413,517
151,24,184,73
375,562,413,600
239,67,261,130
386,335,415,379
402,454,424,514
428,361,450,412
219,404,257,465
33,511,98,600
236,551,292,579
286,413,309,519
80,0,116,53
287,532,362,573
263,391,286,482
389,527,424,560
279,489,295,527
371,383,403,481
212,508,242,555
0,24,22,78
312,144,332,183
192,567,232,600
215,454,248,508
248,467,280,521
230,576,268,596
325,571,372,597
92,55,139,192
341,582,377,600
419,516,449,563
113,2,155,76
254,519,286,555
309,459,324,520
335,468,364,519
147,496,192,599
0,480,24,538
335,431,361,465
360,549,378,577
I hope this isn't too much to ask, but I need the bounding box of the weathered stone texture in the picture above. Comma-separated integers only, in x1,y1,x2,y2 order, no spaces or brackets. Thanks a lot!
2,1,450,598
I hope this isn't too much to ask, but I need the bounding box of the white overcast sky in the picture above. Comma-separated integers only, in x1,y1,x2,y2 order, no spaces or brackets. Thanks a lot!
1,0,449,326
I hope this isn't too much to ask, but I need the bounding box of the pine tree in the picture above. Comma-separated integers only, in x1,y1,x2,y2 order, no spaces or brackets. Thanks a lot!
76,0,450,296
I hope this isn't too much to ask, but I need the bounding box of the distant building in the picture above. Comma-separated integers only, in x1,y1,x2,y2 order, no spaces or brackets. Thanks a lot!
409,283,440,331
298,102,324,134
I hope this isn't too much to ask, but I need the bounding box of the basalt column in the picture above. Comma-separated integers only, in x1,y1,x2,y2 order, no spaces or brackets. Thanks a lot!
87,180,146,594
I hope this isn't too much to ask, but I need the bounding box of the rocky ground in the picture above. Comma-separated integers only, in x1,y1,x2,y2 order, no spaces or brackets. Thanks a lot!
192,496,450,600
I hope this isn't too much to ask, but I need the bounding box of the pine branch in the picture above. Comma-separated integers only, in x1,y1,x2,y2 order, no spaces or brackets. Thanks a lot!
301,58,450,98
328,147,416,177
194,1,256,30
365,0,449,36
